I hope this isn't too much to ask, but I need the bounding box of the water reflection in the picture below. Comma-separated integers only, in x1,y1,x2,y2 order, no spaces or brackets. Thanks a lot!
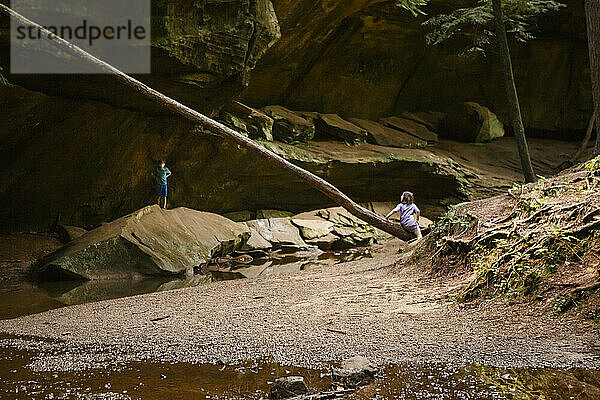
0,249,371,320
0,337,598,400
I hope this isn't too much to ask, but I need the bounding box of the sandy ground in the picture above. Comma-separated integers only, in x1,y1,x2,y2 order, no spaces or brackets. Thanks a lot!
1,239,599,372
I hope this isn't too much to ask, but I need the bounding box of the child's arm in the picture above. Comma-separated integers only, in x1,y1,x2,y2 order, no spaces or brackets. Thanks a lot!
385,204,401,220
415,211,420,222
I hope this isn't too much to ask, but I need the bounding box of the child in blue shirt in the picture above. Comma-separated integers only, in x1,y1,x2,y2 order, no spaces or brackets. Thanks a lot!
385,191,422,239
153,159,171,209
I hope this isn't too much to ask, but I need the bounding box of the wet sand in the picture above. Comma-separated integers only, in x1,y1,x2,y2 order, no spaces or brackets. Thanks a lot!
1,240,599,371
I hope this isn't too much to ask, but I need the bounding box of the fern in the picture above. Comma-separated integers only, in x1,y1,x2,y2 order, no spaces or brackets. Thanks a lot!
423,0,565,56
396,0,428,16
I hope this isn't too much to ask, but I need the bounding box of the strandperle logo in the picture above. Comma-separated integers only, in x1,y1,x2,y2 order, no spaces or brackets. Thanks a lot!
10,0,151,74
15,19,147,46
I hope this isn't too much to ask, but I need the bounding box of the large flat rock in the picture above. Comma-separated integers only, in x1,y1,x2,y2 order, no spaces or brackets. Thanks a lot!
35,206,250,280
441,102,505,143
245,218,310,250
220,102,274,141
262,105,315,143
379,116,439,143
349,118,426,148
314,114,368,144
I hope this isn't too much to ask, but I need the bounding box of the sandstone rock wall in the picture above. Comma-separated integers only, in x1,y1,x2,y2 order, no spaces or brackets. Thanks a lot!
0,84,579,232
242,0,591,138
0,0,280,115
0,84,467,232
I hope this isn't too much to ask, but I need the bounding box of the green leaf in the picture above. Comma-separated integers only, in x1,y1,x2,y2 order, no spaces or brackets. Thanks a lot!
422,0,566,56
395,0,428,16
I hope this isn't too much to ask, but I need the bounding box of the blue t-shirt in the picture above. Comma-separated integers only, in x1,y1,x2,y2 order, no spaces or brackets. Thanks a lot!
154,166,171,185
392,203,420,230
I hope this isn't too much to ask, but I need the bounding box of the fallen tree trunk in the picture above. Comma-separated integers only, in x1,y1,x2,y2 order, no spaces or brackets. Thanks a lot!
0,4,413,240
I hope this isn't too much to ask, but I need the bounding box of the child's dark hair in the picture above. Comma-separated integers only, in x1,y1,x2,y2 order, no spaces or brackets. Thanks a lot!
158,159,166,164
400,191,414,204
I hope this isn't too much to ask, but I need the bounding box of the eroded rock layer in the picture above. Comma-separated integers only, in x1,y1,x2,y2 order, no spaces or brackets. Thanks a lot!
242,0,591,138
0,84,577,232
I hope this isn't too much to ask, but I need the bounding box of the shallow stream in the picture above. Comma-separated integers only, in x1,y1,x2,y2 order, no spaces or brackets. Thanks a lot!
1,245,600,399
1,334,599,399
0,249,369,320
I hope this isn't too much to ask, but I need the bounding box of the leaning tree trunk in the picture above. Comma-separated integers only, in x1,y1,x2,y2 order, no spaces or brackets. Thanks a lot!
491,0,536,182
0,4,415,240
585,0,600,156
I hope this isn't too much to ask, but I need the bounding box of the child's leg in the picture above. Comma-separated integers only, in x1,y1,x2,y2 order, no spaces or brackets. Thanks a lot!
163,196,167,209
157,196,161,206
414,226,422,239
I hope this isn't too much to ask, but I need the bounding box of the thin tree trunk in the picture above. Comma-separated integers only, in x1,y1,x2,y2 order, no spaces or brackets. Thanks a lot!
585,0,600,156
0,4,415,240
569,111,596,165
491,0,536,182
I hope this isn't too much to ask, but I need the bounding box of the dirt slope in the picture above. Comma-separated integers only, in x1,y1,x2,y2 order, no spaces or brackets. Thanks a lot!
414,157,600,318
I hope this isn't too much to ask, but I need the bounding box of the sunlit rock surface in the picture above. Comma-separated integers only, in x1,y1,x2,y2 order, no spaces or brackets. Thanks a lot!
34,206,250,280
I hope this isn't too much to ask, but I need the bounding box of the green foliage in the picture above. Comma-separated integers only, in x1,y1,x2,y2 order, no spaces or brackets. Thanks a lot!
395,0,428,16
423,0,566,56
431,204,472,239
460,227,588,301
584,155,600,171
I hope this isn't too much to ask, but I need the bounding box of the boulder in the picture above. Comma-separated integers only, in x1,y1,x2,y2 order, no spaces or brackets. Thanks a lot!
296,111,320,123
220,102,274,141
34,206,250,280
441,102,505,143
314,114,368,144
245,218,311,250
291,218,334,240
293,207,383,249
349,118,426,148
331,226,376,248
400,111,446,132
262,106,315,143
270,376,308,399
56,225,88,244
379,116,439,143
332,356,378,388
241,224,273,251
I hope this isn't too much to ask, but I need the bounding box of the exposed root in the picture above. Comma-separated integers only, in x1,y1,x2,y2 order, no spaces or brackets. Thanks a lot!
429,157,600,308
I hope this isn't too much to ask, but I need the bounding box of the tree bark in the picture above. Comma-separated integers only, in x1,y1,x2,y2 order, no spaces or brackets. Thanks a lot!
570,111,596,165
0,4,415,240
491,0,536,182
585,0,600,156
